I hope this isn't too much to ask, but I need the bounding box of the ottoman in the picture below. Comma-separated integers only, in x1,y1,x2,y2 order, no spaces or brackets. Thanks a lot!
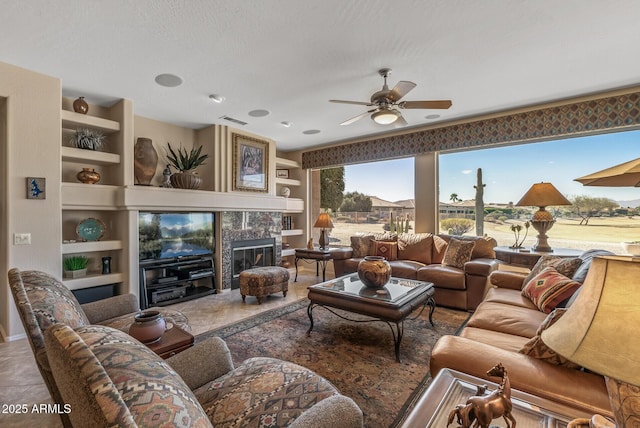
239,266,290,304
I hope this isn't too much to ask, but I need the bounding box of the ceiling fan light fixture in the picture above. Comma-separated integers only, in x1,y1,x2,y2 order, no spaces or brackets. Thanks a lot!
371,109,399,125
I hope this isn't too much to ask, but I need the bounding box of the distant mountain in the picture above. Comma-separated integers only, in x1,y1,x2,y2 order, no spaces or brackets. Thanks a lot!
617,199,640,208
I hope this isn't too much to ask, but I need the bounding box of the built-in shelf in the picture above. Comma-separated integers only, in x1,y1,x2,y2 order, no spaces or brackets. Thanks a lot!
61,109,120,133
282,248,296,257
276,177,301,186
61,183,122,209
284,198,304,212
61,146,121,164
63,272,124,290
275,157,301,169
62,240,123,254
282,229,303,237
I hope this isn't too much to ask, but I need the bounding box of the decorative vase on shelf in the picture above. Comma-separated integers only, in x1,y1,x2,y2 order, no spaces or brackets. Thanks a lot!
128,311,166,344
170,171,202,189
281,186,291,198
72,96,89,114
134,137,158,185
63,268,87,279
76,167,101,184
357,256,391,289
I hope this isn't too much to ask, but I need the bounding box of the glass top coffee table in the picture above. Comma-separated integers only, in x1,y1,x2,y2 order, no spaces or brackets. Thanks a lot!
307,274,435,362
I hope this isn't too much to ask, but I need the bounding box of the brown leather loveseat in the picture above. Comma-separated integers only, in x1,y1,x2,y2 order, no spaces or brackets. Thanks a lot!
429,249,615,417
331,232,499,311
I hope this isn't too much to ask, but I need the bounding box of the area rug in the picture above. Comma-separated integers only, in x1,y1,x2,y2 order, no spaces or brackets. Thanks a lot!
197,299,470,428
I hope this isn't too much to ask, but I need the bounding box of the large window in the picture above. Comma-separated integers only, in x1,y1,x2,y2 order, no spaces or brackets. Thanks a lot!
320,130,640,254
439,130,640,253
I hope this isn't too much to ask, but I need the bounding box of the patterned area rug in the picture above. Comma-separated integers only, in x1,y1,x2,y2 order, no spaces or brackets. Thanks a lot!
197,299,470,428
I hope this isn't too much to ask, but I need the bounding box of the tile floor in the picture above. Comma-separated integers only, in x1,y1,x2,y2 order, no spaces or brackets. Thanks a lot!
0,271,318,427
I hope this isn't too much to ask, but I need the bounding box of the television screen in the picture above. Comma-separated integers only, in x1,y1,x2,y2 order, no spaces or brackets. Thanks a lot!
139,212,214,261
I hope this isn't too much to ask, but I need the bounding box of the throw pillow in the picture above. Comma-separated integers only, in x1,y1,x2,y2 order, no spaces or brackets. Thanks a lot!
350,234,374,258
521,267,582,313
519,308,581,369
441,238,476,269
397,233,433,264
523,256,583,285
369,240,398,261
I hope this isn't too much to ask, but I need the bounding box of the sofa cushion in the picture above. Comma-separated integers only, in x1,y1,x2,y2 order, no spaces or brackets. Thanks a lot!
45,324,210,428
431,235,449,263
519,308,582,369
523,255,583,285
460,327,531,353
417,265,466,290
522,267,582,314
483,287,539,310
195,357,339,427
442,238,476,269
466,301,548,338
397,233,433,264
369,240,398,260
388,260,424,279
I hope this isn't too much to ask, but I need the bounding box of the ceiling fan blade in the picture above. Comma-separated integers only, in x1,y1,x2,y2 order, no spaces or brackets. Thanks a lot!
340,110,375,126
386,81,416,102
329,99,373,106
399,100,452,109
395,114,408,127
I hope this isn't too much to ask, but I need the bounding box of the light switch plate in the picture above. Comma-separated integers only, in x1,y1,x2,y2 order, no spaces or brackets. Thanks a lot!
14,233,31,245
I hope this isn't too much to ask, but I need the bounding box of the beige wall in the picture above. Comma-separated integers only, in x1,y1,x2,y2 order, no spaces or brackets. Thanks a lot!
1,62,62,339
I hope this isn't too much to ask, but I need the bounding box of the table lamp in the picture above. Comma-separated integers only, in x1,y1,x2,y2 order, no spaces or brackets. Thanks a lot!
313,213,334,250
542,256,640,427
515,182,572,252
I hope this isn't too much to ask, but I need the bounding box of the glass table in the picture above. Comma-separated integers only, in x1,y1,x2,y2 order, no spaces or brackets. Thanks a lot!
307,274,435,362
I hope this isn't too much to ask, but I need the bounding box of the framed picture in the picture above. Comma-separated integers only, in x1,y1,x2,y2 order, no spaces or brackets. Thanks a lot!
26,177,46,199
233,133,269,192
276,169,289,179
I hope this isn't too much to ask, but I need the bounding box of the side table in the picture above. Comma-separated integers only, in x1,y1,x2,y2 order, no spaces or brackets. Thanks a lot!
399,369,593,427
494,246,582,270
294,248,333,282
147,325,194,359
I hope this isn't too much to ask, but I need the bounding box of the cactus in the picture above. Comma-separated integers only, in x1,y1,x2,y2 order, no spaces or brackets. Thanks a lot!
474,168,485,236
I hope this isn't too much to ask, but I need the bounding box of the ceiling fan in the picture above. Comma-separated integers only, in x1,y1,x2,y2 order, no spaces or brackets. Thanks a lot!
330,68,452,126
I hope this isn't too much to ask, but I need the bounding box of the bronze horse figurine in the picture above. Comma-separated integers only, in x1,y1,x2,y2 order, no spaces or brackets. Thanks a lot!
447,363,517,428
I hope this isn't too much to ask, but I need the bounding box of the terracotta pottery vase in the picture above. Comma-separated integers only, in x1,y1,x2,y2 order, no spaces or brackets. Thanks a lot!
170,171,202,189
76,167,101,184
128,311,166,344
357,256,392,289
73,96,89,114
134,137,158,185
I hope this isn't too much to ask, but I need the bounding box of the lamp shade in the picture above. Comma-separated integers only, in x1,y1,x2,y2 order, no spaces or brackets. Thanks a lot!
541,256,640,386
313,213,334,229
515,182,572,207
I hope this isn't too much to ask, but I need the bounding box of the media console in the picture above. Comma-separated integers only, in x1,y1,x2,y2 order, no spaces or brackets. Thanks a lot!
139,255,216,309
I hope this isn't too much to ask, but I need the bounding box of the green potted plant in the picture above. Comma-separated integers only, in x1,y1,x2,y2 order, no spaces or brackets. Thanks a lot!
63,255,89,279
166,143,209,189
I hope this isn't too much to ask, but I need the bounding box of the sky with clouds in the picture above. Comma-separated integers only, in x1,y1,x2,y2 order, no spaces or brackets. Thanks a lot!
344,128,640,205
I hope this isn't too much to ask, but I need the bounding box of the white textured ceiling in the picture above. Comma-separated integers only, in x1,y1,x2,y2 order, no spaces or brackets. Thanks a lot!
3,0,640,151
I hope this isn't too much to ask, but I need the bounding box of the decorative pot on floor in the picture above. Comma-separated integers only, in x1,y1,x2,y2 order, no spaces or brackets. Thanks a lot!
129,311,166,344
357,256,391,289
170,171,202,189
134,137,158,185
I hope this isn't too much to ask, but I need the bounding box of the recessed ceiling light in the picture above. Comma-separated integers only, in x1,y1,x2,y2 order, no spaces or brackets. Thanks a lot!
303,129,321,135
209,94,225,103
425,114,441,120
248,109,270,117
281,121,292,128
154,73,183,87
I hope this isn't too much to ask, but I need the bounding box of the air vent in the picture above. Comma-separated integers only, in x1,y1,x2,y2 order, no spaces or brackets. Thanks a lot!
220,116,248,126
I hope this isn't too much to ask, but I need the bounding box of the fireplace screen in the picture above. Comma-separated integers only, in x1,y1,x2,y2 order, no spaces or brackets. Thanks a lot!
231,238,275,288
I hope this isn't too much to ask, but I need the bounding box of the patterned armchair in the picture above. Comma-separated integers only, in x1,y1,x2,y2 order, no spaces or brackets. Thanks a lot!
8,268,191,427
45,324,363,427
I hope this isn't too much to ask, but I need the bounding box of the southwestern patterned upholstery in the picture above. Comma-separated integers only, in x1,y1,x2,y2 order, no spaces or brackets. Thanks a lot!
44,324,364,428
239,266,290,304
8,268,191,427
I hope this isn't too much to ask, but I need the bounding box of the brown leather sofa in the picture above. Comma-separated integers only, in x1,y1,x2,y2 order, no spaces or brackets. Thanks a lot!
331,233,499,310
429,249,615,417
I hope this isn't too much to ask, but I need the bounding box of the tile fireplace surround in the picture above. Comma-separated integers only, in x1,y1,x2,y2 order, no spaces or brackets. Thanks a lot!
220,211,283,289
